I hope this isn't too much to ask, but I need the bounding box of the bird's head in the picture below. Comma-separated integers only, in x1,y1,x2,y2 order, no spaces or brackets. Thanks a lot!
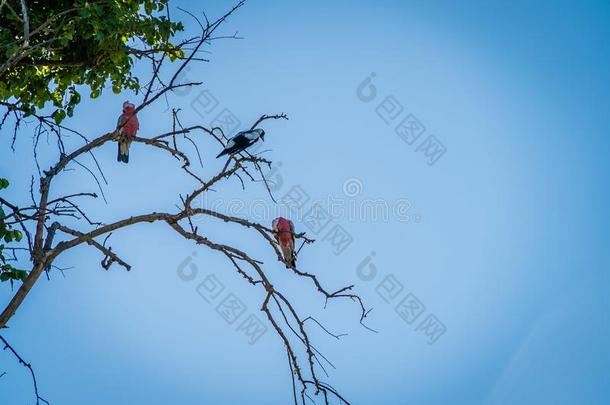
123,101,136,113
258,129,265,142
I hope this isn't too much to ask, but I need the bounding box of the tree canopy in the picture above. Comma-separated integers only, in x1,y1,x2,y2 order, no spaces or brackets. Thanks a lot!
1,0,184,123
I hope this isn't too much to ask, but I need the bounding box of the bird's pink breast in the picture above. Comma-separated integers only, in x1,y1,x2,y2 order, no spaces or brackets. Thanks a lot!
276,218,294,246
121,113,139,137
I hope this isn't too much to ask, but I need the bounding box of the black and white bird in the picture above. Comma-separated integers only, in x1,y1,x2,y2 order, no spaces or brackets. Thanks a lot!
216,128,265,158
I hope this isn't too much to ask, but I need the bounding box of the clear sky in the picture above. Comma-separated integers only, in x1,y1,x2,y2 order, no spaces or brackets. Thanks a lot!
1,0,610,404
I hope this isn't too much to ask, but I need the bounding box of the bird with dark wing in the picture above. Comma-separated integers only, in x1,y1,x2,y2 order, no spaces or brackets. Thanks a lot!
272,216,296,267
216,128,265,158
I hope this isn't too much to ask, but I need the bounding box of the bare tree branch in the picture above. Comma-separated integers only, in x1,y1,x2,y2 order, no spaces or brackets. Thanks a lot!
0,2,373,403
0,335,49,405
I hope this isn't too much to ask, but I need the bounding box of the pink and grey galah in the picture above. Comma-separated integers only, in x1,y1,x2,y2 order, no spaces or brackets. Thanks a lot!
116,101,139,163
272,217,296,267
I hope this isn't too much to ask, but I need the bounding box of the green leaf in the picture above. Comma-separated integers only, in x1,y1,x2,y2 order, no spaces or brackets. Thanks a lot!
52,110,66,125
14,270,28,282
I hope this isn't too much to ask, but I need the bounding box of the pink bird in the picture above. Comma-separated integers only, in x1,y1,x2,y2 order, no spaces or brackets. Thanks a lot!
272,217,296,267
116,101,139,163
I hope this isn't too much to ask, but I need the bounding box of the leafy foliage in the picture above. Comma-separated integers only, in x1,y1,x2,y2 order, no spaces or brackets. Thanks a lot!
0,0,184,123
0,179,26,283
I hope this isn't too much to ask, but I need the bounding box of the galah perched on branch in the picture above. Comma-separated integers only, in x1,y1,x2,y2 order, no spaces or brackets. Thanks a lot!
272,216,296,267
116,101,139,163
216,128,265,158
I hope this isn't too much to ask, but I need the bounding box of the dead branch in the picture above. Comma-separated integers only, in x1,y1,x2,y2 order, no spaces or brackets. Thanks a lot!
0,335,49,405
0,2,372,404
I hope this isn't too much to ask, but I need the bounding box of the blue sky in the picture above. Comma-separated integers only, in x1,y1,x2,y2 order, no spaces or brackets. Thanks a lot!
1,0,610,404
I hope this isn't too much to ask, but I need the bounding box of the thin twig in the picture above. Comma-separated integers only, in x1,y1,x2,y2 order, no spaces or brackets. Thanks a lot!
0,335,49,405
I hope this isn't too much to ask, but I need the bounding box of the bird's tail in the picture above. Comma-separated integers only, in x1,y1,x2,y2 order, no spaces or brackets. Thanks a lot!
118,139,131,163
216,149,228,159
282,245,296,268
